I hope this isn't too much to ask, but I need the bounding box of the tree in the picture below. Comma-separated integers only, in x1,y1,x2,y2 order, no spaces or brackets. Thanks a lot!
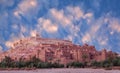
82,54,88,66
100,59,112,68
91,60,101,67
0,56,14,68
67,62,84,68
113,57,120,66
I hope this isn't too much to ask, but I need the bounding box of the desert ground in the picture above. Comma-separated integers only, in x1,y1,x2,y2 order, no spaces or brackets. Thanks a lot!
0,68,120,73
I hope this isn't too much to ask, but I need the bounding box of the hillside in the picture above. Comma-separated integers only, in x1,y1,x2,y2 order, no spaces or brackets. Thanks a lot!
0,36,117,64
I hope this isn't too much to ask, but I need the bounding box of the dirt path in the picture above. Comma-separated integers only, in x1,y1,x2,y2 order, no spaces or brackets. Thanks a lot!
0,68,120,73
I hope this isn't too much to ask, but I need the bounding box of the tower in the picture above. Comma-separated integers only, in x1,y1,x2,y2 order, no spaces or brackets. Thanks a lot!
101,49,107,61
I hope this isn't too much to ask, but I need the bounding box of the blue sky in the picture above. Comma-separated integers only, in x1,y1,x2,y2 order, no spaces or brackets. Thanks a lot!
0,0,120,53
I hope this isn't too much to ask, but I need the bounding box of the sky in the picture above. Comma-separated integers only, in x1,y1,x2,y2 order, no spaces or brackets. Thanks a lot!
0,0,120,53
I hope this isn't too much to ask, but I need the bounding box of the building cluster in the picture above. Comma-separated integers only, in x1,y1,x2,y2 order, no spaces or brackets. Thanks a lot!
0,36,118,64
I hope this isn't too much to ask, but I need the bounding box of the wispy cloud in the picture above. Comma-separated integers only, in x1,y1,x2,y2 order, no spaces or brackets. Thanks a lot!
14,0,37,16
66,6,84,20
50,8,71,26
109,18,120,33
11,24,19,30
1,0,120,53
0,45,3,53
81,16,103,43
97,37,108,46
37,18,58,33
35,6,95,43
0,0,14,7
83,12,93,24
5,41,13,48
30,30,38,37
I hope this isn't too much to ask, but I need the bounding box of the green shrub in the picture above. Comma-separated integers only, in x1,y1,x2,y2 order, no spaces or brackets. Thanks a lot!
67,62,84,68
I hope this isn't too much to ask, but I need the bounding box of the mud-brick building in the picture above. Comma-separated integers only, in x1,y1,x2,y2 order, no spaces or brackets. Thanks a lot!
0,35,118,64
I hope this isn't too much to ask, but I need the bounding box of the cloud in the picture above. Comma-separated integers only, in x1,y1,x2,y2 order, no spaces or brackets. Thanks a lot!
64,35,73,41
81,15,112,45
84,13,93,18
0,0,14,7
81,20,102,43
92,0,101,11
66,24,81,42
0,12,9,29
17,0,37,14
97,37,108,46
39,6,93,42
49,6,89,27
6,25,28,46
83,12,93,23
50,8,71,26
91,24,101,35
5,32,27,49
109,18,120,33
37,18,58,33
12,24,18,30
100,39,108,45
30,30,37,37
5,41,13,48
82,33,91,43
14,0,38,19
110,31,114,35
0,45,3,53
66,6,84,20
9,33,19,41
20,25,27,33
49,6,85,42
6,3,112,51
13,11,21,19
1,0,120,53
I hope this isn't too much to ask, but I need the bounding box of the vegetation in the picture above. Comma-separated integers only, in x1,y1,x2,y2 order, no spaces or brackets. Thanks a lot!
0,56,120,69
0,56,64,69
91,57,120,68
67,61,84,68
112,57,120,66
82,54,88,67
91,60,112,68
67,56,120,68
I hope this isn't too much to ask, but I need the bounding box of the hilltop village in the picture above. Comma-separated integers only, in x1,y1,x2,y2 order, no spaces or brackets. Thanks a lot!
0,34,118,65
